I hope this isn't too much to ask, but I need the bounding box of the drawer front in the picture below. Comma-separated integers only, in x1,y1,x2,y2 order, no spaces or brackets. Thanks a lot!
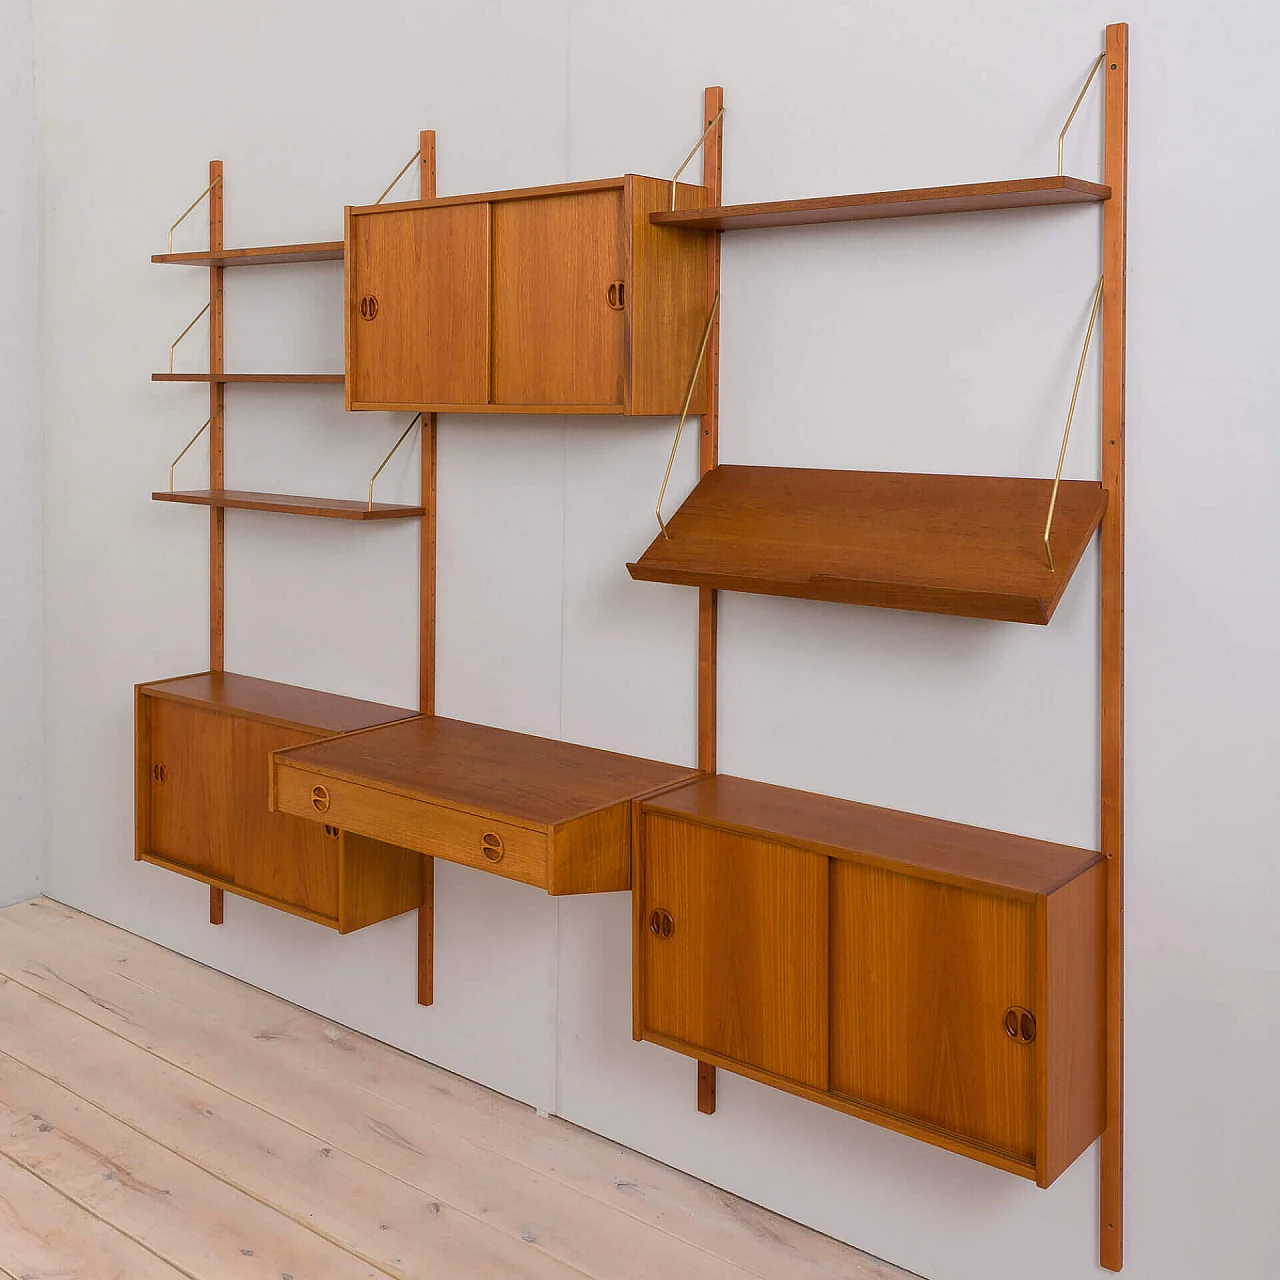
274,763,547,889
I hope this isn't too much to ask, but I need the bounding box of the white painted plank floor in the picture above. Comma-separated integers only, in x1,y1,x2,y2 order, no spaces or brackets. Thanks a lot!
0,897,914,1280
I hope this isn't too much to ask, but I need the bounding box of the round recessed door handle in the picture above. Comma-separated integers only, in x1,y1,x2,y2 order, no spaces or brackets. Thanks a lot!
481,832,505,863
606,280,626,310
323,824,340,838
1004,1007,1037,1044
649,908,675,940
359,294,379,320
311,784,331,814
153,762,167,784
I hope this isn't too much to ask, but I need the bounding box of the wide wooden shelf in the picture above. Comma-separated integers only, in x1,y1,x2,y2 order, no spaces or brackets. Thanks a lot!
154,489,423,520
153,373,344,384
650,175,1109,232
152,242,344,266
627,466,1107,625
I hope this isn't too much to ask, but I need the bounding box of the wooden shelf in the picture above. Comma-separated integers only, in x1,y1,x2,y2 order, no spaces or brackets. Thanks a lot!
154,489,423,520
152,242,344,266
650,176,1109,232
271,715,700,896
627,466,1107,625
153,373,344,384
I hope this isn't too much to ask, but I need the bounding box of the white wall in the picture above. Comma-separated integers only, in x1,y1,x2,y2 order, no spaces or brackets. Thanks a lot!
0,0,41,909
33,3,1280,1278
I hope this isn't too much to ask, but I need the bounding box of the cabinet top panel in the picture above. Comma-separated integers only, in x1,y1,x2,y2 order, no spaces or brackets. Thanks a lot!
273,715,699,829
644,774,1100,897
140,671,414,736
348,176,706,217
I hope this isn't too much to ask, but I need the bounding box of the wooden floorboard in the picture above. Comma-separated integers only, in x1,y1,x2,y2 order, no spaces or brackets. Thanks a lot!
0,898,912,1280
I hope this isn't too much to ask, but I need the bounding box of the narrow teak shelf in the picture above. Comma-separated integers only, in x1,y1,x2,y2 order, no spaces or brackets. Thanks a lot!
271,715,701,895
627,466,1107,625
152,242,344,267
650,176,1109,232
154,490,424,520
153,373,344,384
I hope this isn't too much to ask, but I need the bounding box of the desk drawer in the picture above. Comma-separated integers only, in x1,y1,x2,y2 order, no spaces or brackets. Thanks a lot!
273,762,548,889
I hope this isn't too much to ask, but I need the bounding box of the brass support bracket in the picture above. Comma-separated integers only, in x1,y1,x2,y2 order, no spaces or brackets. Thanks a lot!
376,149,423,205
167,175,223,253
1044,276,1104,570
168,414,216,491
670,108,725,210
656,292,721,537
368,413,422,510
1058,52,1106,176
167,296,220,373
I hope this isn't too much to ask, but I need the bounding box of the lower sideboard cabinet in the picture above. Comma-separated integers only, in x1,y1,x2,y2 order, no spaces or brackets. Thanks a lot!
633,775,1106,1187
136,672,422,932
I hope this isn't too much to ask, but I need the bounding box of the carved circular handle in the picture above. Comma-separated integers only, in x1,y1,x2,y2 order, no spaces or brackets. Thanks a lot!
606,280,626,311
311,784,331,814
153,763,167,784
323,824,340,838
1004,1007,1037,1044
481,832,505,863
649,908,675,940
359,294,379,320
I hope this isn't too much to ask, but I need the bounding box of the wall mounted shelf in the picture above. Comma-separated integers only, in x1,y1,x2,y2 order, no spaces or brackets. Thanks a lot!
153,489,424,520
152,242,344,267
628,466,1107,624
137,672,420,931
153,372,345,384
271,715,700,903
650,175,1110,232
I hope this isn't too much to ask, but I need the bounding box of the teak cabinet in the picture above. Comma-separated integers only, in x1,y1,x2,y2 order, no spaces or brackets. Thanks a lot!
345,177,713,415
634,776,1106,1186
136,673,422,932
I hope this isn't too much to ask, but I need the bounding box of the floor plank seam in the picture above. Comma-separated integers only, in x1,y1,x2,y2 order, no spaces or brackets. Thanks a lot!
0,1146,201,1280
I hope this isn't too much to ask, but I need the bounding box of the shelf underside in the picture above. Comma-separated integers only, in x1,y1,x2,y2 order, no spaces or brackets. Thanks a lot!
650,176,1110,231
154,489,423,520
153,373,344,384
627,466,1107,625
152,242,344,266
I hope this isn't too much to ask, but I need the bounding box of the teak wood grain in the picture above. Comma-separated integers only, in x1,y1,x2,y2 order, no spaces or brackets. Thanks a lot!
152,241,344,266
154,489,424,519
650,175,1110,232
270,715,699,895
628,466,1107,624
136,673,419,933
635,775,1106,1185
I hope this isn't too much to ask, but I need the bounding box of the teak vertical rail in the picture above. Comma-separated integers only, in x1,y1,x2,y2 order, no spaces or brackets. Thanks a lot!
418,130,438,1007
696,86,724,1114
1100,21,1128,1273
208,159,225,929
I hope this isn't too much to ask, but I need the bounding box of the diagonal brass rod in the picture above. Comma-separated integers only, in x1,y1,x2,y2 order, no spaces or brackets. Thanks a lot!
376,149,423,205
368,414,422,510
168,415,216,492
1044,276,1104,571
1058,52,1106,176
656,292,721,538
167,175,222,253
670,108,725,210
168,297,217,373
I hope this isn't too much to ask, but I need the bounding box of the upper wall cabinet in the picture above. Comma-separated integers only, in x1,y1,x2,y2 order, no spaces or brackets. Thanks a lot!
345,177,713,416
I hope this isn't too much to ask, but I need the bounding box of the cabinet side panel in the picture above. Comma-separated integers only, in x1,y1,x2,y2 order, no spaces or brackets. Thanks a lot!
626,176,712,416
229,719,338,921
640,813,828,1089
135,687,151,860
548,803,630,895
830,861,1037,1161
1043,860,1107,1185
339,833,423,933
491,191,626,407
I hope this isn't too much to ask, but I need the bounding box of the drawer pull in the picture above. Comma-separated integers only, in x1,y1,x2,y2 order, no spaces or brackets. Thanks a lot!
606,280,626,311
481,832,505,863
311,785,331,814
649,908,675,940
323,824,340,838
1004,1007,1037,1044
359,294,379,320
153,762,167,784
